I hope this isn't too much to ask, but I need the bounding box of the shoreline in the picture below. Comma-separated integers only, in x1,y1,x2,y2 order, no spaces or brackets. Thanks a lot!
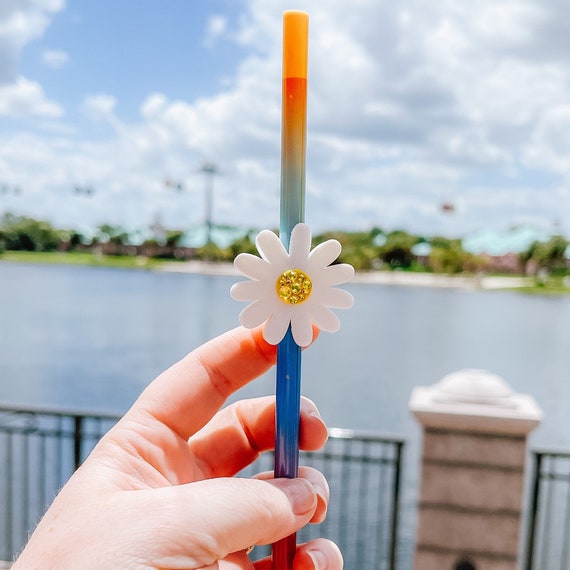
157,260,532,290
2,254,560,292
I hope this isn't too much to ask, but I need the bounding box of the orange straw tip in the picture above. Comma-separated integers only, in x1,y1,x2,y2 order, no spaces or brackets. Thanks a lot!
283,11,308,79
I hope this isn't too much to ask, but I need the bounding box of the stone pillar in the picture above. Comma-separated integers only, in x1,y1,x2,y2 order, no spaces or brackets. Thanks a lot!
409,369,542,570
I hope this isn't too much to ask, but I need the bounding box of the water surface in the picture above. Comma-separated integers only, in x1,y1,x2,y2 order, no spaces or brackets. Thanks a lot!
1,262,569,566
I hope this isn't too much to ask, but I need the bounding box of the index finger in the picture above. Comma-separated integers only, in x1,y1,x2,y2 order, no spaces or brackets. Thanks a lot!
130,326,277,440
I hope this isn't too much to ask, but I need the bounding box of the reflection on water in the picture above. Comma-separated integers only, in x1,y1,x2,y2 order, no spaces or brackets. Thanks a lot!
0,264,240,411
1,262,569,567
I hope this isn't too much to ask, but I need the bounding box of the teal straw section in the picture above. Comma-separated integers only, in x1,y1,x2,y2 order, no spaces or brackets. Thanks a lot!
279,176,304,248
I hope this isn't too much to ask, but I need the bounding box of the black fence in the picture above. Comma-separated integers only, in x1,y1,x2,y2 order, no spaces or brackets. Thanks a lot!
243,427,404,569
524,449,570,570
0,404,118,562
0,405,404,569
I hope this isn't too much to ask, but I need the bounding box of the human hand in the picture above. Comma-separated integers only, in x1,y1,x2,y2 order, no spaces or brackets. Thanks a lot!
13,327,343,569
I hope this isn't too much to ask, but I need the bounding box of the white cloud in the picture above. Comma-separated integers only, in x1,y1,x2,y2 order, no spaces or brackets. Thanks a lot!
83,94,117,122
140,93,168,119
203,15,227,47
524,105,570,173
3,0,570,238
0,2,65,120
0,76,63,117
40,48,69,69
0,0,66,81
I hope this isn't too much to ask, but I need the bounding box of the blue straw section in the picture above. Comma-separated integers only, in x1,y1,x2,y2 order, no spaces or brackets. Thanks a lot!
273,332,301,568
275,328,302,478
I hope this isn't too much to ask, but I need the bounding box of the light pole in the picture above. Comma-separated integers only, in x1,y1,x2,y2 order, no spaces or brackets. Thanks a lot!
199,162,219,245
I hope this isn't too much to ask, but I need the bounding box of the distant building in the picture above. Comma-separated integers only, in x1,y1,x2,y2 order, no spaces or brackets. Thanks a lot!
178,224,250,249
462,226,552,257
411,242,432,266
462,226,553,274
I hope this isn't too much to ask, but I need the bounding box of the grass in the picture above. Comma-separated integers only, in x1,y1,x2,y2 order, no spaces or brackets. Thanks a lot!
509,276,570,296
515,286,570,296
0,250,167,270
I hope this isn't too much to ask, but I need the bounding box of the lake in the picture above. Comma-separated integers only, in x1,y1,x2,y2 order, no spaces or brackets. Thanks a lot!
1,262,569,565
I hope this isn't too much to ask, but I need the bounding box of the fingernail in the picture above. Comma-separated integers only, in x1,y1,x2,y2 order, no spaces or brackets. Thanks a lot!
304,398,321,417
301,397,319,413
304,402,327,430
307,549,328,569
309,409,326,427
310,411,328,436
276,478,317,516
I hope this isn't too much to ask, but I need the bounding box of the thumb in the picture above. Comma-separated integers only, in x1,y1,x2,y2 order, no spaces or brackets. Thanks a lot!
131,477,318,568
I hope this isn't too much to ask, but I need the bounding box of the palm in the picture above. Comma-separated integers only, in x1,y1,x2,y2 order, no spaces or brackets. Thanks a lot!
99,399,281,490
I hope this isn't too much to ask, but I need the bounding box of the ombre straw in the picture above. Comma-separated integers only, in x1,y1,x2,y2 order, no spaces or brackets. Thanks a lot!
272,10,309,570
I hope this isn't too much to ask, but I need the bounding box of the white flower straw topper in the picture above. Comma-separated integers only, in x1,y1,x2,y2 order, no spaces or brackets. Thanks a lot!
230,223,354,347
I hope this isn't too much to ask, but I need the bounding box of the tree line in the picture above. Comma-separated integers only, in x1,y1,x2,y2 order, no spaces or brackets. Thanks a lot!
0,212,568,276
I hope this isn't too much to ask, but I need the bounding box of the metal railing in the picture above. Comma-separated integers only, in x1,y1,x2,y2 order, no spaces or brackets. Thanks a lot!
0,405,404,569
0,404,118,561
524,449,570,570
244,427,405,570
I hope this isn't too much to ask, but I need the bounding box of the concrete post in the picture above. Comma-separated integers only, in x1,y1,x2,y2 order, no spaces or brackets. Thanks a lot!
409,369,542,570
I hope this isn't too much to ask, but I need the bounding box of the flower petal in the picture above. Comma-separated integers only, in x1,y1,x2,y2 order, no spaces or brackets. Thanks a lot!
320,263,355,286
263,309,292,345
230,280,267,302
290,311,313,347
310,305,341,333
289,223,312,266
308,239,341,267
238,300,272,329
234,253,272,281
320,287,354,309
256,230,288,265
231,225,355,343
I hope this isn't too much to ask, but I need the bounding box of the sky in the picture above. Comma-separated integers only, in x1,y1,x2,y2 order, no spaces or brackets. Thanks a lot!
1,0,570,238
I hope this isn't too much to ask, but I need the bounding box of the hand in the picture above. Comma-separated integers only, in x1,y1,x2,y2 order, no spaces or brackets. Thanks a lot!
13,327,343,569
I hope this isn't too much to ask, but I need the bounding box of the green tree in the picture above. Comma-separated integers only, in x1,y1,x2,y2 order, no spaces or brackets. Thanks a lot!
429,245,465,273
525,236,569,274
195,242,233,262
0,213,60,251
97,224,129,245
228,233,258,258
314,229,381,271
427,238,479,274
68,230,85,249
165,230,185,247
378,231,419,269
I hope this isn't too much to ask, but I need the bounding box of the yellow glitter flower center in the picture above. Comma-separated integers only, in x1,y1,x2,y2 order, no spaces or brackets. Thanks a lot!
276,269,312,305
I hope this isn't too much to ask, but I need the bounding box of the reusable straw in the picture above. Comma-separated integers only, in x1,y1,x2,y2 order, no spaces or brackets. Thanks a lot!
272,10,309,570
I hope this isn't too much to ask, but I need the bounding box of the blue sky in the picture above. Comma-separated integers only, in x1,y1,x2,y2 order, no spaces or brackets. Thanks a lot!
1,0,570,238
18,1,247,125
